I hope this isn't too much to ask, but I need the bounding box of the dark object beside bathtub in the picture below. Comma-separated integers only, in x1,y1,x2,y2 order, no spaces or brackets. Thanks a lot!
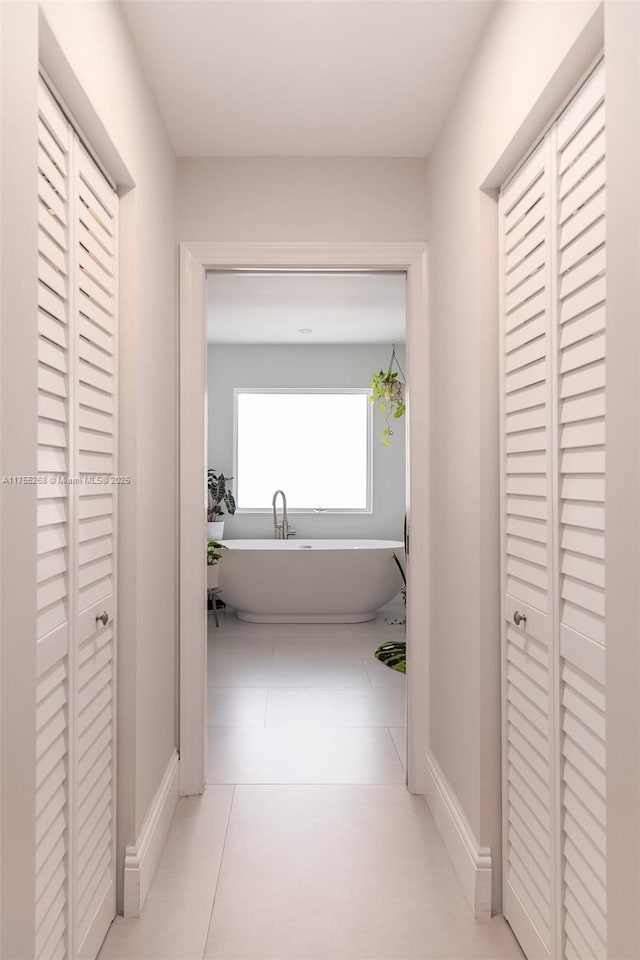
374,641,406,674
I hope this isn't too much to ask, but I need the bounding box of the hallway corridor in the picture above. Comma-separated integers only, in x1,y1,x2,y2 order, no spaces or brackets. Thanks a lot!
98,784,522,960
2,4,639,959
99,610,522,960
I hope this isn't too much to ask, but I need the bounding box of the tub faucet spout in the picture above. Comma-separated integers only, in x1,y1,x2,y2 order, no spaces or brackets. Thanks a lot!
272,489,288,539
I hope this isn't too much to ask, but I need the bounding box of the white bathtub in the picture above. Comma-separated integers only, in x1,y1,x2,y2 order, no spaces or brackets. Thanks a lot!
218,539,405,623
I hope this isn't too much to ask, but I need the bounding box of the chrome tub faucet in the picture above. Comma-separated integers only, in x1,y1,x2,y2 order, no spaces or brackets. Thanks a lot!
272,489,295,539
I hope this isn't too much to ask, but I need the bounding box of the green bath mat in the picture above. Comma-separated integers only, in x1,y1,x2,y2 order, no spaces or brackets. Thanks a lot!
374,641,406,674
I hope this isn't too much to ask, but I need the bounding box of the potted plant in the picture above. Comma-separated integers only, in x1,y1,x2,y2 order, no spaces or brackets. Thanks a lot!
207,539,227,590
370,368,406,446
207,469,236,539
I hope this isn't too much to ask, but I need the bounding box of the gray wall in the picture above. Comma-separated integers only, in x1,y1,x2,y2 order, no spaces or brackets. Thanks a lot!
208,344,406,541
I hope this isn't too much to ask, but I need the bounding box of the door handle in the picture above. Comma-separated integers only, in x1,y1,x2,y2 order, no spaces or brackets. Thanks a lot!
513,610,527,627
96,611,109,626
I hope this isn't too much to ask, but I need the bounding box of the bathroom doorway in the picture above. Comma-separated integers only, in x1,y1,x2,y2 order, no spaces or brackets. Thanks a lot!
205,270,408,784
178,242,429,798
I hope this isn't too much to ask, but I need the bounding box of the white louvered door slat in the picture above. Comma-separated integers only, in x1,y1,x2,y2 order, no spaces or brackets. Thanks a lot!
554,61,607,960
72,142,118,960
500,137,554,960
36,79,71,960
500,60,607,960
34,77,118,960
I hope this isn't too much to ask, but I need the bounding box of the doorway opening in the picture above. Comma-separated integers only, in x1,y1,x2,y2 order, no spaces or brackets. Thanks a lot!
205,269,408,784
178,242,429,799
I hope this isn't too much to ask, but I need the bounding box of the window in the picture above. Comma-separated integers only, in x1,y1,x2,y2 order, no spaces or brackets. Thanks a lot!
234,389,371,512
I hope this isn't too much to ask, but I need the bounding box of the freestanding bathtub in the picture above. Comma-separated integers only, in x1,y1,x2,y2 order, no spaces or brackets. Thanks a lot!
218,539,405,623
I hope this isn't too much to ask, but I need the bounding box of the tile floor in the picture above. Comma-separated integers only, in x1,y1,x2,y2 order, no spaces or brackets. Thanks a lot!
99,605,523,960
206,603,407,784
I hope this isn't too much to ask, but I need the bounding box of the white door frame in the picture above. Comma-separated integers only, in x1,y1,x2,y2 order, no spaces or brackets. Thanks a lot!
178,241,430,797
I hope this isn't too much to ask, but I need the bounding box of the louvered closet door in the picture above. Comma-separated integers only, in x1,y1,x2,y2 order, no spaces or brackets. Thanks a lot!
34,76,118,960
500,60,607,960
72,143,118,960
36,79,72,960
500,138,555,960
554,61,606,960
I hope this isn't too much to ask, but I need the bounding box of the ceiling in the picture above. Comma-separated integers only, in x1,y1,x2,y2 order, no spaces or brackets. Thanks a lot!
207,272,406,344
121,0,494,158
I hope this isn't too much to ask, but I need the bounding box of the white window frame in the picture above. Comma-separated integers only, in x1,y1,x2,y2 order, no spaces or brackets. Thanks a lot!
232,387,373,514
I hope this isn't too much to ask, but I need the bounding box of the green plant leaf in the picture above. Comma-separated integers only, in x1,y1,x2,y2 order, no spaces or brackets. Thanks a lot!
207,539,227,564
370,363,406,444
207,469,236,516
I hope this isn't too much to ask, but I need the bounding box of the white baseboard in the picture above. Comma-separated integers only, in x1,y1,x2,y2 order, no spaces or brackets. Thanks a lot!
123,749,180,918
423,752,492,919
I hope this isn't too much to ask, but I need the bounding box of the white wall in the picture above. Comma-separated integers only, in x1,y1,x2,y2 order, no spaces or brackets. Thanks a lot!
424,0,639,937
178,158,428,242
1,1,178,939
208,344,406,541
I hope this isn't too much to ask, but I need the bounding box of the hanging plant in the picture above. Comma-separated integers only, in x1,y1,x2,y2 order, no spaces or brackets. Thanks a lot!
370,345,406,445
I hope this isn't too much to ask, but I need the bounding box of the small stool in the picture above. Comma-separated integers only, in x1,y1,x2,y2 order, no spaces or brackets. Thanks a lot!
208,587,222,627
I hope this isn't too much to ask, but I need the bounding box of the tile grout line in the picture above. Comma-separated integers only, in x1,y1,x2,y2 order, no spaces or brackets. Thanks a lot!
201,783,237,960
387,725,406,769
363,656,374,688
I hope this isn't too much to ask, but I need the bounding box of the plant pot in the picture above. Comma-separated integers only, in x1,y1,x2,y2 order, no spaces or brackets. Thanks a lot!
207,520,224,540
207,564,220,590
389,380,405,403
